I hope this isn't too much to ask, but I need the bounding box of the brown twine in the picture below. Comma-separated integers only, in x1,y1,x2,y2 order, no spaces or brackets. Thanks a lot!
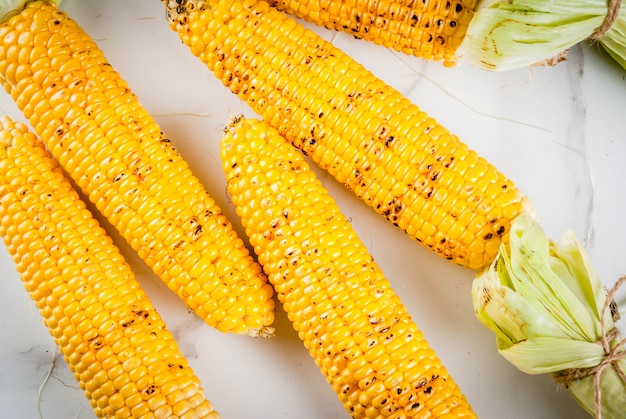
553,276,626,419
590,0,623,40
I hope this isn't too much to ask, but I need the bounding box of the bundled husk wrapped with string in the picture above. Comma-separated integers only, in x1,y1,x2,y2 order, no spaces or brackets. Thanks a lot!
473,214,626,418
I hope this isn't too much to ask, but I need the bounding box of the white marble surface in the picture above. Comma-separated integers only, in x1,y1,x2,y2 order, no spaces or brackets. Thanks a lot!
0,1,625,418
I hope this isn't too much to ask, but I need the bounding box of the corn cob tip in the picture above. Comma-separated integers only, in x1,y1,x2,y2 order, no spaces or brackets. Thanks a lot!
250,326,276,338
224,114,244,132
161,0,183,24
161,0,203,28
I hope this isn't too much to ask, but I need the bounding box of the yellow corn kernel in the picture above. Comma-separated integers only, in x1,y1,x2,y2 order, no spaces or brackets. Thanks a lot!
267,0,476,66
221,116,476,418
0,0,275,334
0,116,220,419
163,0,531,270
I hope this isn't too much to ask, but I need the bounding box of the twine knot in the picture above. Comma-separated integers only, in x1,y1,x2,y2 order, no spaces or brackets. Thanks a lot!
590,0,623,40
553,276,626,419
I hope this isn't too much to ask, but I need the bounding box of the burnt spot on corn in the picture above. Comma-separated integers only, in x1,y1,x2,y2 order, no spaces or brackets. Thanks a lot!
142,385,158,397
121,318,135,328
133,309,150,321
88,334,104,350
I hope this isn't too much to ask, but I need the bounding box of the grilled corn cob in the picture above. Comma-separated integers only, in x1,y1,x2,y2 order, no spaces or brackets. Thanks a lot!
0,0,275,335
267,0,476,66
0,115,219,419
164,0,531,270
221,116,476,418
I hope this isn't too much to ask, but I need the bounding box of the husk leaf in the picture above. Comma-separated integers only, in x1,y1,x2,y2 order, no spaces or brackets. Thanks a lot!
498,337,606,374
568,360,626,418
472,214,626,418
599,18,626,70
459,0,626,72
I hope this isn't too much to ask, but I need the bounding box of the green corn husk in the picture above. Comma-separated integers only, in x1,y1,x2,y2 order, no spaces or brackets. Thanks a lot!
459,0,626,71
472,214,626,418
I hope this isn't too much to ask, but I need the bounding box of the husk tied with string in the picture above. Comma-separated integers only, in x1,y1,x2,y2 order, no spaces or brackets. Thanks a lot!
472,214,625,418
